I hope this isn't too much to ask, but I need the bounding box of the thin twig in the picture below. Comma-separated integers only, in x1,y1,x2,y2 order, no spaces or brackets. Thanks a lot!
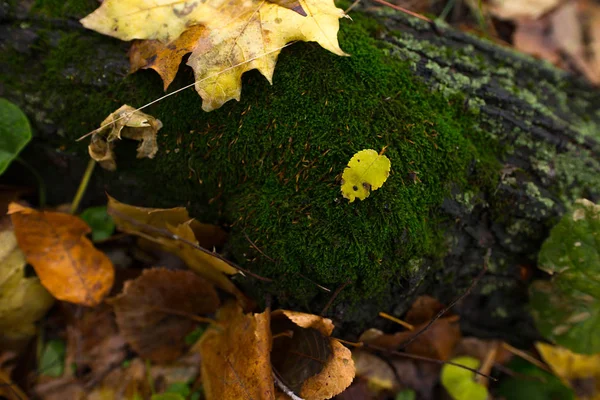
476,342,498,386
371,0,431,22
502,342,552,373
494,363,547,383
150,306,219,325
379,311,415,331
320,279,352,315
345,0,361,13
108,207,273,282
397,248,491,351
243,231,275,262
364,343,498,381
297,273,331,292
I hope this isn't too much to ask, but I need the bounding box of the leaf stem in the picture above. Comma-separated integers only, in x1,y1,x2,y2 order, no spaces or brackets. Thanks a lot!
70,159,96,214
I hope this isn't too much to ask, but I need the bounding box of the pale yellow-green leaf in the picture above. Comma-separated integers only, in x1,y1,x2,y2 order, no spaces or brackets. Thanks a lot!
80,0,347,111
0,227,54,340
440,356,488,400
341,149,391,202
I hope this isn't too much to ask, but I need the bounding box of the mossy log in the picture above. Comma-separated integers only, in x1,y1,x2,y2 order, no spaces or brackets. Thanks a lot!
2,0,600,343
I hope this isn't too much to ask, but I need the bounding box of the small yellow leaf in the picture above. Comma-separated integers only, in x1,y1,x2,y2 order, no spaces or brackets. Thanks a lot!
341,149,391,203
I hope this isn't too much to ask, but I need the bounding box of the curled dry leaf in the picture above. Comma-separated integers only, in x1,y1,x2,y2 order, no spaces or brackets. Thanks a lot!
89,105,162,171
109,268,220,363
8,203,114,306
271,310,355,400
0,218,54,341
199,301,275,400
107,196,249,305
81,0,347,111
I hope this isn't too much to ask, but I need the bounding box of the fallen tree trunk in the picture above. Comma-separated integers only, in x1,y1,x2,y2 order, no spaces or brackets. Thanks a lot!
1,0,599,344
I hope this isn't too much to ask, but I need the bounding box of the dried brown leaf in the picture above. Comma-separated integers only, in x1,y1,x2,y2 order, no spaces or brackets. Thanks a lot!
452,337,512,365
89,105,162,171
486,0,563,20
404,295,445,324
352,350,398,393
361,297,461,360
63,304,127,385
109,268,220,362
513,19,561,66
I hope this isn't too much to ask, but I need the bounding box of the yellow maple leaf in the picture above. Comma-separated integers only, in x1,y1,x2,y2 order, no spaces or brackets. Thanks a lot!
341,149,391,203
536,342,600,400
81,0,347,111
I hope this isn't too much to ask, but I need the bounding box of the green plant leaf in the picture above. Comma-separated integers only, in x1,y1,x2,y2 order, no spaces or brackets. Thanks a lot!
80,206,115,241
0,98,32,175
150,394,186,400
39,339,66,377
530,199,600,354
496,357,574,400
440,356,487,400
395,389,416,400
165,382,191,397
184,326,205,345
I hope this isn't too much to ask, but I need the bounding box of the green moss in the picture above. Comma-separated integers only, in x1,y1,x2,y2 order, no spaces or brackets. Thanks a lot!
3,12,499,308
31,0,97,18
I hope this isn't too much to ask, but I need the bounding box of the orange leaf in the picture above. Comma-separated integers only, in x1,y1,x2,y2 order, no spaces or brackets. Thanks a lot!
300,339,354,400
8,203,114,306
129,25,206,91
200,302,275,400
109,268,220,363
